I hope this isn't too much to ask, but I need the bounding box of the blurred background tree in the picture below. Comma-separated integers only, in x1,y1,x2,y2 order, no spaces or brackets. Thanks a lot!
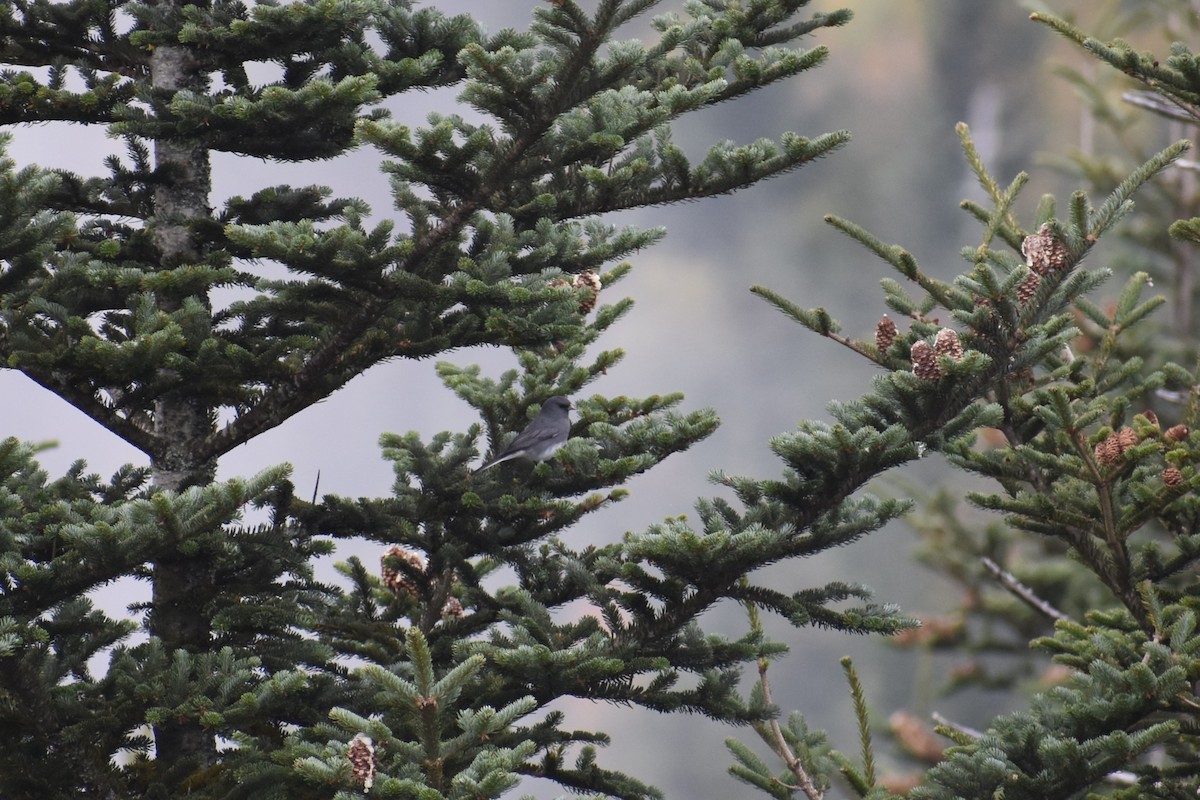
720,2,1200,797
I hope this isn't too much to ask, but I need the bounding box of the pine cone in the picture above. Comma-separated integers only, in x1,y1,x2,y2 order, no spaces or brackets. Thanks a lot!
1093,434,1123,466
1016,272,1040,304
933,328,963,361
1165,424,1191,443
1164,465,1184,488
910,340,941,380
875,314,898,353
1115,427,1139,450
442,596,464,619
381,546,425,597
573,269,602,314
1093,427,1141,466
347,733,378,792
1021,223,1070,275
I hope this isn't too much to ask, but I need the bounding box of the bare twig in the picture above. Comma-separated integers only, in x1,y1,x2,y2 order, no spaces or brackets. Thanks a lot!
1122,90,1199,123
981,556,1070,623
758,659,824,800
930,711,982,740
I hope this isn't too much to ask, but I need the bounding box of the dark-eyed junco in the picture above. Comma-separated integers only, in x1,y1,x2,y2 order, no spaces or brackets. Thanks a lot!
475,395,572,472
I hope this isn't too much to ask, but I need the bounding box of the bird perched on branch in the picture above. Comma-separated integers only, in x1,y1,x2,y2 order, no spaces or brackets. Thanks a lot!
475,396,572,472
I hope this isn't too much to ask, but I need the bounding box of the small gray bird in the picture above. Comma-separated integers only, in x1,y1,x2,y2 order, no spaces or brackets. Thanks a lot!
475,396,572,472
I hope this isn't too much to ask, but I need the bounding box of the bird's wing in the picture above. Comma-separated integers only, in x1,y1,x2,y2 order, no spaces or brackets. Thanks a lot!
505,422,561,452
475,425,549,472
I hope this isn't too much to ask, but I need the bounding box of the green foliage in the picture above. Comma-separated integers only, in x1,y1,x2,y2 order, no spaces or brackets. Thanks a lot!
914,597,1194,799
270,628,542,800
1031,3,1200,352
729,712,838,799
10,1,1200,799
0,435,311,795
0,0,876,798
0,0,853,469
716,6,1200,799
902,8,1200,797
723,90,1196,794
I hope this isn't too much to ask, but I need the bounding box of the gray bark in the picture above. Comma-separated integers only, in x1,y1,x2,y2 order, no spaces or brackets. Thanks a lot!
147,41,219,776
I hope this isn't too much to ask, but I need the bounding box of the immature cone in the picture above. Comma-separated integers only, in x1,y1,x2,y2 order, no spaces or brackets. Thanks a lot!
933,328,963,361
347,733,378,792
1164,465,1184,488
875,314,898,352
1021,222,1070,275
1115,427,1140,450
1093,434,1123,466
910,340,941,380
1165,424,1191,443
381,546,426,597
573,269,602,314
1093,428,1138,466
1016,272,1040,304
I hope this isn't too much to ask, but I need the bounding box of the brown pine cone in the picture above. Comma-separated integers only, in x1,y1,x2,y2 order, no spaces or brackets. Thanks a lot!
381,546,426,597
934,328,963,361
573,269,602,314
1115,427,1139,450
1017,272,1040,304
911,340,941,380
876,314,898,353
1163,465,1184,488
1165,424,1191,443
1093,435,1122,466
347,733,378,791
442,596,464,619
1021,222,1070,275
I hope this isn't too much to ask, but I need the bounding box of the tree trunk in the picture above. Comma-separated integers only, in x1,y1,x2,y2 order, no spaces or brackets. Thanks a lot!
146,40,218,778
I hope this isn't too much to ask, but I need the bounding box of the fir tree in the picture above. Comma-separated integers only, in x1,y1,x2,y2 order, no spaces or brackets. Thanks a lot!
722,6,1200,799
0,1,872,797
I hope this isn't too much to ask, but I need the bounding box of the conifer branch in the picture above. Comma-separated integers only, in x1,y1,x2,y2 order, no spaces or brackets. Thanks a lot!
749,284,872,356
758,655,824,800
956,122,1022,238
1122,89,1198,123
980,557,1069,624
21,366,156,453
839,656,876,789
1087,141,1190,238
929,711,980,743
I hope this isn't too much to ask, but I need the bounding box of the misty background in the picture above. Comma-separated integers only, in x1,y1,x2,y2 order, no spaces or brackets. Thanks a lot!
0,1,1179,796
